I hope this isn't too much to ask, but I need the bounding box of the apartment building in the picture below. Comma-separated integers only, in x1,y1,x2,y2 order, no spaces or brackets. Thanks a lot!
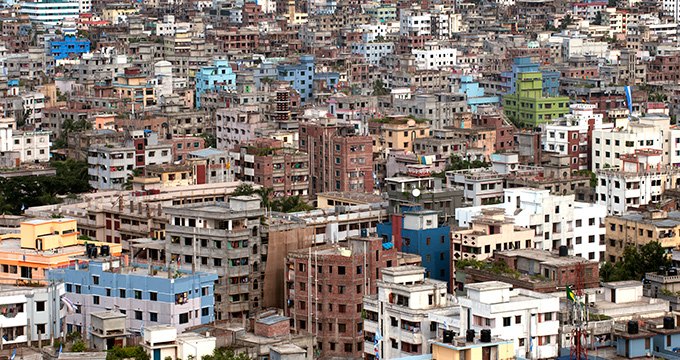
215,105,269,150
446,168,504,206
229,138,309,199
452,208,534,268
541,103,614,171
363,266,457,359
456,188,607,261
48,259,217,337
605,209,680,263
596,149,680,215
350,42,395,66
368,115,430,154
412,42,457,70
20,0,80,25
458,281,560,359
285,235,398,359
195,59,237,108
0,218,122,283
298,119,373,196
165,196,265,321
12,130,51,163
87,132,173,190
277,55,314,104
0,283,66,346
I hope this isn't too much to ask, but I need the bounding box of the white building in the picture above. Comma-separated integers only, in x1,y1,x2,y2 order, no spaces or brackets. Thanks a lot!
596,149,680,215
412,42,457,70
0,117,14,153
20,0,80,25
87,132,173,190
541,103,613,170
21,92,45,126
663,0,680,22
0,283,66,345
446,168,504,206
363,266,459,360
459,281,560,359
549,33,610,60
400,8,431,36
350,42,395,66
591,115,670,171
456,188,607,262
142,325,216,360
13,130,51,163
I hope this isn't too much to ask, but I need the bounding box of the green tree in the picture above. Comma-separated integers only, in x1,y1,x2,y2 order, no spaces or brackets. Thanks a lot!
200,133,217,148
593,11,603,25
202,348,251,360
71,339,87,352
600,241,671,282
232,183,255,196
106,346,150,360
372,80,389,96
255,187,274,209
272,195,313,213
560,14,574,30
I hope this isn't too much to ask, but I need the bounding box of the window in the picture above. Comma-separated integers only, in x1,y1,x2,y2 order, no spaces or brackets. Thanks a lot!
503,317,511,327
338,323,346,333
36,324,46,334
93,296,100,305
179,312,189,324
36,301,45,312
75,285,81,294
134,290,142,299
344,343,352,352
119,289,126,298
338,266,346,275
150,292,157,301
150,312,158,322
515,315,521,324
135,310,143,320
202,307,209,316
544,312,553,321
92,276,99,285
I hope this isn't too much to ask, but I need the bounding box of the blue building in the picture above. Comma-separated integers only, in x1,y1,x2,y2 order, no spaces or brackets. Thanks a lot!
48,260,218,335
48,36,90,60
315,71,340,92
277,55,314,104
501,57,560,96
377,210,451,285
195,59,237,108
459,75,500,113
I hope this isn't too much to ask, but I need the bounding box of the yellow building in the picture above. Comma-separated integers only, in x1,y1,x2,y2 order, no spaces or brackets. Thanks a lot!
452,208,534,263
113,67,156,108
101,5,138,24
605,210,680,263
369,115,430,154
431,338,514,360
0,219,122,283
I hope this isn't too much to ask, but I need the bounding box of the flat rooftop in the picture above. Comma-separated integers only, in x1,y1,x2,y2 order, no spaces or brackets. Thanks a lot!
257,315,289,326
496,248,594,267
318,191,385,204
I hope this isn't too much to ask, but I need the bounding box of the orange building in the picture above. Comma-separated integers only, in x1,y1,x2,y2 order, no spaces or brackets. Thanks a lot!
0,218,122,284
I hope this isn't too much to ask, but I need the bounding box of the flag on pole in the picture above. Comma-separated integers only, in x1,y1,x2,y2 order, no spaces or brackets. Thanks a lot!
10,348,16,360
624,85,633,115
566,285,576,302
374,330,383,360
59,344,63,356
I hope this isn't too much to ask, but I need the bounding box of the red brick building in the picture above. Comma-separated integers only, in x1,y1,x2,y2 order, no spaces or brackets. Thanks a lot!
230,138,310,199
285,236,398,359
298,120,374,196
472,111,516,153
647,54,680,83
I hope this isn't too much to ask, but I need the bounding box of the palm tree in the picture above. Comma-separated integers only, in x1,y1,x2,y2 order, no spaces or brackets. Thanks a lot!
255,187,274,210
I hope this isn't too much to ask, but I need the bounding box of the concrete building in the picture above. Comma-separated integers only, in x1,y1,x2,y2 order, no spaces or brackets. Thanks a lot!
229,138,309,199
141,325,217,360
456,188,607,261
87,132,173,190
285,236,398,359
412,42,457,70
195,60,236,109
363,266,458,359
0,218,122,283
89,311,127,350
446,168,504,207
20,0,80,25
503,72,571,127
350,42,395,66
541,103,614,171
12,130,51,163
368,115,430,155
48,35,90,61
298,119,373,196
0,283,66,345
277,55,314,104
591,115,671,171
377,211,451,284
383,175,464,223
596,150,680,215
605,210,680,263
458,281,560,359
47,259,218,336
452,208,534,268
215,105,267,150
165,196,265,321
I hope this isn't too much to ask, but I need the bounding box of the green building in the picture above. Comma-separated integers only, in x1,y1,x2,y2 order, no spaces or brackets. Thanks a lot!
503,72,571,127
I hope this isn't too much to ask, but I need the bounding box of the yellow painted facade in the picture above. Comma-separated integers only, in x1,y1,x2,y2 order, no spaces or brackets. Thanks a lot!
432,340,514,360
0,219,122,283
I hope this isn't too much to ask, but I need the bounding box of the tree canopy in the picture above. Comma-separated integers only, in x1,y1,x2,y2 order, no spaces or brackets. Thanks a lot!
0,159,91,214
600,241,671,282
202,348,251,360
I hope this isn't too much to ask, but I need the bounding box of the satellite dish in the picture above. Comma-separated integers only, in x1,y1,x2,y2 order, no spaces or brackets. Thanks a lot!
412,188,421,198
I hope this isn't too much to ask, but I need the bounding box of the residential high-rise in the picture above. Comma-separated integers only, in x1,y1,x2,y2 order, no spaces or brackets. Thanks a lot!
503,72,571,127
164,196,265,321
298,119,374,196
363,266,458,359
285,235,398,359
